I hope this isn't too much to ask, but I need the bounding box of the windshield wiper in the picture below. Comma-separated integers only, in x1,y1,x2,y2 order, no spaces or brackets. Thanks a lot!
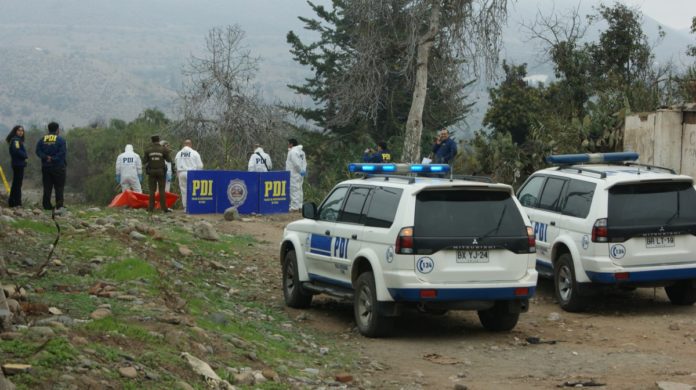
477,204,507,240
664,192,681,227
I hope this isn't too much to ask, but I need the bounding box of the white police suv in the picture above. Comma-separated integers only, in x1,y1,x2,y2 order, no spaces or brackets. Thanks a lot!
280,163,538,337
517,152,696,312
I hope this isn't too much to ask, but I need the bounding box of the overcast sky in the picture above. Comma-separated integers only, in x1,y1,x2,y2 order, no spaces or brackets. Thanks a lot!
621,0,695,30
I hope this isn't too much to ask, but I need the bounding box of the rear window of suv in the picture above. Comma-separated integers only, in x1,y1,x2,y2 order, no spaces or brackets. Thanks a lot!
415,189,526,237
608,182,696,227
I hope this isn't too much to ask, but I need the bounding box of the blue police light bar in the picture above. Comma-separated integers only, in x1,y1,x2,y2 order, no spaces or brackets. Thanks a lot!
348,163,450,174
545,152,639,165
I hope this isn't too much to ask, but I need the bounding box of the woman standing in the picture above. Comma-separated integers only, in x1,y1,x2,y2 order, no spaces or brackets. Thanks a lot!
6,125,28,207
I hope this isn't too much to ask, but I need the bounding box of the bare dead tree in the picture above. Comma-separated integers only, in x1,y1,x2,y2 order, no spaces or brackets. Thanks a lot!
178,25,290,168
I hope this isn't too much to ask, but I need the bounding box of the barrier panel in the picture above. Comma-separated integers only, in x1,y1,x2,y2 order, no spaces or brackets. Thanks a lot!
186,170,290,214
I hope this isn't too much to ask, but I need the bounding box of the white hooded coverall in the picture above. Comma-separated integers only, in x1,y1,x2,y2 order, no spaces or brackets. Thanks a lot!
248,147,272,172
285,145,307,211
175,146,204,209
115,144,143,193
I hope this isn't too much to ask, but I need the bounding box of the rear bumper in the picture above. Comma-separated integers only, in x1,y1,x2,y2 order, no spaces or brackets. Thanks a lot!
585,266,696,284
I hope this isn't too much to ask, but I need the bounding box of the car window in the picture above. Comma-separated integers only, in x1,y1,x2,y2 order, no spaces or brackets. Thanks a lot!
561,179,595,218
415,189,526,237
517,176,546,208
319,186,349,222
609,182,696,227
339,187,372,224
364,187,403,228
538,177,567,212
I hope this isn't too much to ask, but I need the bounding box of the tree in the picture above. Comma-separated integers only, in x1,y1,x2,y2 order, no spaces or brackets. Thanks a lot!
179,25,289,169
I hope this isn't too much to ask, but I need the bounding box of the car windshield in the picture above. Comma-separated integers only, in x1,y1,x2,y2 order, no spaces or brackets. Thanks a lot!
415,189,525,237
608,182,696,227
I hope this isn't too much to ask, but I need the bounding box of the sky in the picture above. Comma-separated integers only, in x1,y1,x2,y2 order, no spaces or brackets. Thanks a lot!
621,0,695,30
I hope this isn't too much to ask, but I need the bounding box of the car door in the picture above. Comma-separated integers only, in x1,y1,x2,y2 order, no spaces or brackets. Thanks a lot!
330,186,372,286
304,186,349,282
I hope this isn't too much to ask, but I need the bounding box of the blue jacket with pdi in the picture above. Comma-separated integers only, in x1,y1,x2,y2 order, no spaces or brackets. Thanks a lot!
432,138,457,164
362,149,392,163
36,133,67,168
9,136,28,167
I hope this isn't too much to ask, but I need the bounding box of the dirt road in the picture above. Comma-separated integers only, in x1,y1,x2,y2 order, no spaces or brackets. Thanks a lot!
219,214,696,389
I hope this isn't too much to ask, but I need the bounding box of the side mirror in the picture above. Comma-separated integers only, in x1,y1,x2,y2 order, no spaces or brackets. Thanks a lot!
302,202,318,219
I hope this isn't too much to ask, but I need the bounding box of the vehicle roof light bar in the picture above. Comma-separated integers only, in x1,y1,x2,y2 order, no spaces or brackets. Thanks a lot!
348,163,450,174
546,152,639,165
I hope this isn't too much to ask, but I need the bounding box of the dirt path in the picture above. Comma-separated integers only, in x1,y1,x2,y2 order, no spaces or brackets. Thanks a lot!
215,214,696,389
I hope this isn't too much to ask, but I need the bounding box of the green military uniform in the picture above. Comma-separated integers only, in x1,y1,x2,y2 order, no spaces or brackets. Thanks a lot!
143,136,172,212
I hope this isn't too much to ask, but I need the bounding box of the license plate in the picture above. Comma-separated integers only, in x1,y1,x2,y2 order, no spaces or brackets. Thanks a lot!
646,236,675,248
456,249,489,263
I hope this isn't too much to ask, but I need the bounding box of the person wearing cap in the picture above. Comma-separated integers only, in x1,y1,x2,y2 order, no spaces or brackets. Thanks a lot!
115,144,143,193
36,121,67,211
174,139,203,211
362,141,392,163
159,140,173,192
143,135,172,213
285,138,307,212
248,143,272,172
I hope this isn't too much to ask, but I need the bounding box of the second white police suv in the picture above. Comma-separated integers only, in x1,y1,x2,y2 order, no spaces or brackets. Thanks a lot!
280,163,538,337
518,152,696,312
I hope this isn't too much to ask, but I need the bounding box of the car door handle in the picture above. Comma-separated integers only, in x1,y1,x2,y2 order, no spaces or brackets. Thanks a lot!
550,221,556,226
351,234,358,239
325,230,331,236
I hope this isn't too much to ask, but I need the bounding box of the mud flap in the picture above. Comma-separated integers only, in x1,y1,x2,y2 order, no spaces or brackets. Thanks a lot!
506,299,529,314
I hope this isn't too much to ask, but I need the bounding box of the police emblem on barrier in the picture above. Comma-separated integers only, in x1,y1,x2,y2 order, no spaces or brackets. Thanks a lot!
227,179,248,208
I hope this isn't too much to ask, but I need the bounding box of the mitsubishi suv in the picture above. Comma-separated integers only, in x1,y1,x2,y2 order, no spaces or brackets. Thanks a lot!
517,152,696,312
280,163,538,337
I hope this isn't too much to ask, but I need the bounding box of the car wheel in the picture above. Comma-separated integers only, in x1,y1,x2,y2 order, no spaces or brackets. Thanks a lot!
665,280,696,305
354,272,393,337
282,250,312,308
554,253,586,312
477,301,520,332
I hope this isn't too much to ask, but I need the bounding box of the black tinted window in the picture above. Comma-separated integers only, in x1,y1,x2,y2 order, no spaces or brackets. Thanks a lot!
561,180,596,218
538,177,566,211
609,182,696,226
339,187,371,224
415,190,526,237
518,176,545,207
319,187,348,222
364,187,403,228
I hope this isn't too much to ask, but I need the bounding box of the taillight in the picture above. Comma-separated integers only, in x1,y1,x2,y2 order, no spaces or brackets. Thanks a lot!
395,227,414,254
526,226,536,253
592,218,608,242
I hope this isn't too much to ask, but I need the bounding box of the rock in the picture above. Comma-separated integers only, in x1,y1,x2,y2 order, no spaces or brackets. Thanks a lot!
178,245,193,256
72,336,89,345
48,307,63,315
129,231,147,241
35,315,75,327
171,260,185,270
656,382,694,390
223,207,239,221
210,261,226,271
180,352,234,389
303,368,320,376
0,216,16,224
669,323,680,331
89,308,112,320
547,312,561,321
0,332,22,340
234,372,255,385
176,381,195,390
319,347,329,355
1,364,31,375
192,221,220,241
5,299,20,315
118,366,138,378
262,368,279,381
252,371,267,383
335,373,353,383
28,326,55,338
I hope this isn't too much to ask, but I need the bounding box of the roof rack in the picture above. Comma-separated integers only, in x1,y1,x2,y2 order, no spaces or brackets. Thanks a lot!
361,174,416,184
555,166,607,178
451,174,494,183
622,162,676,174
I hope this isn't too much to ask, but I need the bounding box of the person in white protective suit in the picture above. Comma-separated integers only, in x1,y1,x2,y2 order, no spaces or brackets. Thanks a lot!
160,140,174,192
285,138,306,211
248,144,272,172
115,144,143,193
175,139,204,210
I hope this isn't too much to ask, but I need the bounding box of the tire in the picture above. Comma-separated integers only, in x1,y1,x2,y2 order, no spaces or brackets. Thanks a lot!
554,253,586,312
477,301,520,332
354,272,393,337
665,280,696,305
282,250,312,308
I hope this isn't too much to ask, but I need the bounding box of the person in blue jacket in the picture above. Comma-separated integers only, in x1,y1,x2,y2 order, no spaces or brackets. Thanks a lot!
35,122,67,211
432,128,457,165
5,125,28,207
362,141,392,163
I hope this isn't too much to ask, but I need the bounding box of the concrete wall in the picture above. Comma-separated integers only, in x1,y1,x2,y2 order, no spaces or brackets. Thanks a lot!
624,108,696,178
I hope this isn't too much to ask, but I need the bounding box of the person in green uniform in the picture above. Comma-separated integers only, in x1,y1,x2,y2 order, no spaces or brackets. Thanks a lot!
143,135,172,213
